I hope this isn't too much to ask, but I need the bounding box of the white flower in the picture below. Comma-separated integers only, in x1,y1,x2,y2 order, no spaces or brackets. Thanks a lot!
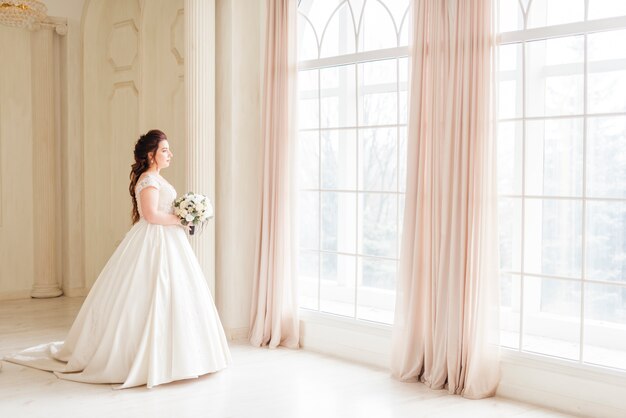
196,203,205,212
185,214,195,222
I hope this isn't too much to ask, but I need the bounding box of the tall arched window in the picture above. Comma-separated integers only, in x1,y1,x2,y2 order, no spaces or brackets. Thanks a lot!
497,0,626,370
296,0,410,324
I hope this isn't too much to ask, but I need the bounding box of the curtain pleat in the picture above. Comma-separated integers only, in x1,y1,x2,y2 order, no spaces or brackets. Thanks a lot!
249,0,299,349
391,0,500,399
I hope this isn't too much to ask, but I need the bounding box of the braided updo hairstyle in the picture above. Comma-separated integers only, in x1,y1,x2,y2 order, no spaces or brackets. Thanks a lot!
129,129,167,224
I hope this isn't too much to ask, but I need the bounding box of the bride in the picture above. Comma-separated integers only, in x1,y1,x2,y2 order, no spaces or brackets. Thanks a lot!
2,129,231,389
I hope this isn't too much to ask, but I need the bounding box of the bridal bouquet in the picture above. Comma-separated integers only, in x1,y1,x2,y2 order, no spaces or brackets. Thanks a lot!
173,192,214,235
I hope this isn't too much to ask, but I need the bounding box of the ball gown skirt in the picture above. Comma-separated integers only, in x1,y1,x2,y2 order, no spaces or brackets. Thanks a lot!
2,219,231,389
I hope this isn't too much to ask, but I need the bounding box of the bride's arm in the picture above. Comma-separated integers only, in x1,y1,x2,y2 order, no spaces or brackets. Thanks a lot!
139,186,181,226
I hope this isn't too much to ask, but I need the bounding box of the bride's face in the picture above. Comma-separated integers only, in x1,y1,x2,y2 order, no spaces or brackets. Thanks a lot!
152,140,173,169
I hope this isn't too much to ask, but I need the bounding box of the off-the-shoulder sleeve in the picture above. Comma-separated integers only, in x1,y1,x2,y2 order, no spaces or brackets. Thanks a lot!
136,175,160,195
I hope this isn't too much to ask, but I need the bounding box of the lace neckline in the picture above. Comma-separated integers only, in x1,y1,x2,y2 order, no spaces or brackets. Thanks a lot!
140,173,173,189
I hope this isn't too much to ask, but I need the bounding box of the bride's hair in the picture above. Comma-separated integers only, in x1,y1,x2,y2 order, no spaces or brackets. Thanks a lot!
129,129,167,223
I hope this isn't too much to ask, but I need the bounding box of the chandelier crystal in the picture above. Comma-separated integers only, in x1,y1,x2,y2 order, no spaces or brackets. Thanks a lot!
0,0,47,28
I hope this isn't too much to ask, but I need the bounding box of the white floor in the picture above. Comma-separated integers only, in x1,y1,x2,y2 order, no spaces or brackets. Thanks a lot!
0,297,578,418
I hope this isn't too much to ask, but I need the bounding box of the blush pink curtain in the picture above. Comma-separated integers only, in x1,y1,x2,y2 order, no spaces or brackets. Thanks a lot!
249,0,300,349
391,0,499,399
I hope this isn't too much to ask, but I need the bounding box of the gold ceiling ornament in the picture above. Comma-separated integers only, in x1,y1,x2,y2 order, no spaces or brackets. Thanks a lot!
0,0,47,29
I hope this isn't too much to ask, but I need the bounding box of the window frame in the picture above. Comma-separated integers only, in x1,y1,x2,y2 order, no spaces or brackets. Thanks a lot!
497,5,626,371
296,0,411,325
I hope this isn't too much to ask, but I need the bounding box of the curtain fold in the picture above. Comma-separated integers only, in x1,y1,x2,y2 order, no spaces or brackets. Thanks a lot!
391,0,499,399
249,0,300,349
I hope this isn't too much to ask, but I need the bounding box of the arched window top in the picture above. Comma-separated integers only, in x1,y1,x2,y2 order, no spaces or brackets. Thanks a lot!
498,0,626,33
298,0,410,61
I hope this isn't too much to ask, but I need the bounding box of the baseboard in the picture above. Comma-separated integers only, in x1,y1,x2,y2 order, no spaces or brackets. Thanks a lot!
298,311,626,417
0,287,88,301
226,327,249,342
62,287,88,297
0,289,31,301
497,351,626,417
298,310,392,370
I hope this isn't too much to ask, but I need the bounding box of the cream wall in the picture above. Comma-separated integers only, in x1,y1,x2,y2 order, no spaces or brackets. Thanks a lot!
82,0,186,290
0,0,87,300
55,0,86,297
0,26,35,300
0,0,263,339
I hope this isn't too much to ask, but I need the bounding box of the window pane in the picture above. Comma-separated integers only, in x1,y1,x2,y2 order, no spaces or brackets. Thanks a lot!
499,198,522,272
356,257,397,324
299,191,319,250
358,0,397,51
525,118,583,197
321,129,356,189
320,253,356,316
587,116,626,199
526,36,584,117
498,0,525,32
299,0,343,41
588,0,626,20
586,201,626,283
399,57,409,124
398,7,410,47
383,0,410,32
320,64,356,128
498,43,523,119
359,193,398,258
524,199,582,278
527,0,584,28
588,29,626,62
299,131,319,189
500,273,521,349
320,2,356,58
321,191,357,253
299,251,319,310
298,13,319,60
497,121,523,195
588,29,626,114
299,69,319,130
359,128,397,192
522,277,581,360
583,282,626,370
358,59,398,126
398,194,405,252
399,127,407,192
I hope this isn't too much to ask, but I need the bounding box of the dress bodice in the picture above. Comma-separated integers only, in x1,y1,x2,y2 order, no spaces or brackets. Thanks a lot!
135,173,177,219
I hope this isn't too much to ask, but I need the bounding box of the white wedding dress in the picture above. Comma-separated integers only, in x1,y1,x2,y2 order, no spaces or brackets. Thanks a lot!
2,173,231,389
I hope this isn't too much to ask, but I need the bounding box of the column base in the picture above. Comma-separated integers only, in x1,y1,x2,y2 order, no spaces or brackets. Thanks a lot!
31,285,63,299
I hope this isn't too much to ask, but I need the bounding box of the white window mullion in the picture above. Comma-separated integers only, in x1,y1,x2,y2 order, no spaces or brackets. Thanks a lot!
518,37,527,353
579,29,588,366
354,61,360,320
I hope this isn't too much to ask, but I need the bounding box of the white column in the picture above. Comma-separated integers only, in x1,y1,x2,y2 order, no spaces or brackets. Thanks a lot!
185,0,216,295
31,26,62,298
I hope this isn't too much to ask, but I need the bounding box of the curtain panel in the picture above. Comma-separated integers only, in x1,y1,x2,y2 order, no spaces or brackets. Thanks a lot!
249,0,300,349
391,0,500,399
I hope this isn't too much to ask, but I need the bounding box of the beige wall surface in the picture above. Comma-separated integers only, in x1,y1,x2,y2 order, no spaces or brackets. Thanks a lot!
0,25,35,300
0,0,264,339
82,0,186,289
